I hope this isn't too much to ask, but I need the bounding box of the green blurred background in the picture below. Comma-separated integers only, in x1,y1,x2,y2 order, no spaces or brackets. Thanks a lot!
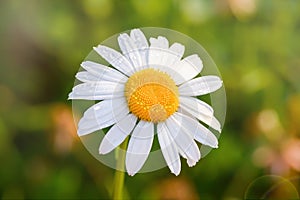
1,0,300,199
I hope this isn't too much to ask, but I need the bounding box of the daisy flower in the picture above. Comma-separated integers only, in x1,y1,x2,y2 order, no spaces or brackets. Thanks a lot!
69,28,223,176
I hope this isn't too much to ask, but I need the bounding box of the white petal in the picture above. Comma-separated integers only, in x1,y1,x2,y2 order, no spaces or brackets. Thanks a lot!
148,36,169,67
187,159,197,167
176,148,197,167
179,96,221,132
80,61,128,83
68,81,124,100
126,121,154,176
99,114,137,154
179,75,223,96
130,29,148,49
194,122,219,148
150,36,169,49
180,96,214,115
75,70,127,84
165,113,201,165
162,42,185,69
171,54,203,85
118,33,144,69
77,98,129,136
130,29,149,69
93,45,135,76
148,38,189,83
169,43,185,60
75,71,100,83
157,123,181,176
175,112,218,148
148,37,185,68
157,43,185,85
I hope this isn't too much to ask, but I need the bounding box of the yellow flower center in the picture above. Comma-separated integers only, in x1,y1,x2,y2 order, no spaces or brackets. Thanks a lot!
125,69,179,123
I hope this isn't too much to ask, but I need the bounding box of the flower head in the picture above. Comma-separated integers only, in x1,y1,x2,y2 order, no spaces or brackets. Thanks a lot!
69,28,223,176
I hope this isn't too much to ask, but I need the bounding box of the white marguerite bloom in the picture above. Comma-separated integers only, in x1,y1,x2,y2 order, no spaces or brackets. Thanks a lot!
69,28,223,176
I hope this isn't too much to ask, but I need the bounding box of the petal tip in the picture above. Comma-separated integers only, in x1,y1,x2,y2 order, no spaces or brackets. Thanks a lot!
213,143,219,148
127,170,136,176
187,157,200,167
98,146,106,155
170,166,181,176
131,28,141,32
98,149,104,155
67,93,73,100
98,144,114,155
77,129,88,137
172,171,180,176
93,45,104,53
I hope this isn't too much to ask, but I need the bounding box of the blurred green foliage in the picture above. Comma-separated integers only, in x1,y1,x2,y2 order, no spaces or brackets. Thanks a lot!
0,0,300,199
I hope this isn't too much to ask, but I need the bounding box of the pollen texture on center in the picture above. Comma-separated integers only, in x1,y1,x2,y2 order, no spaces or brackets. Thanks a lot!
125,68,179,123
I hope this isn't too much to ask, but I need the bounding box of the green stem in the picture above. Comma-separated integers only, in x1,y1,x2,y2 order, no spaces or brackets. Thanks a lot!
113,137,129,200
